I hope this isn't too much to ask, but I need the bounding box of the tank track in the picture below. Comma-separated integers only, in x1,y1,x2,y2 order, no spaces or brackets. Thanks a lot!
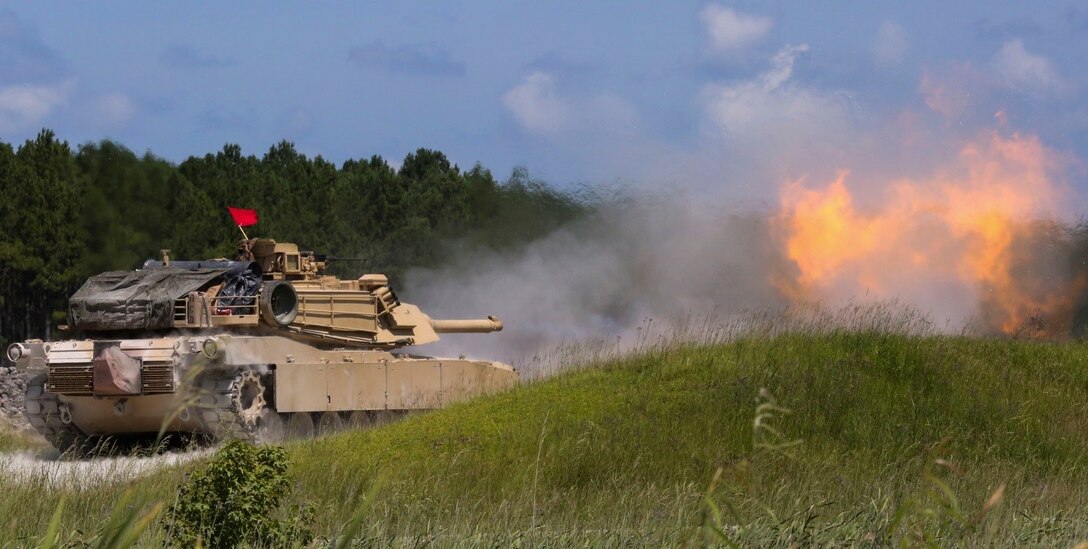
24,373,88,453
26,368,398,451
25,369,276,452
192,367,403,444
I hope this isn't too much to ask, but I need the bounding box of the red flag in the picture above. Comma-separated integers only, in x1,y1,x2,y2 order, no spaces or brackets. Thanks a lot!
227,207,258,227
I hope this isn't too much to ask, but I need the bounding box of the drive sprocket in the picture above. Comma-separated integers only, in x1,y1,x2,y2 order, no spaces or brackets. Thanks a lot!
231,370,266,432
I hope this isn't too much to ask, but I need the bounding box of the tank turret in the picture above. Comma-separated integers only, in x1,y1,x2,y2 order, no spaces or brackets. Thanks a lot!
68,237,504,349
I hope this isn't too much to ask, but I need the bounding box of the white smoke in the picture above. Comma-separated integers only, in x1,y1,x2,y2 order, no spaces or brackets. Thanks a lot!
405,192,790,374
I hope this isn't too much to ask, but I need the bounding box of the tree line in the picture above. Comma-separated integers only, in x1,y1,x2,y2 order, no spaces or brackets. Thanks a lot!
0,130,591,348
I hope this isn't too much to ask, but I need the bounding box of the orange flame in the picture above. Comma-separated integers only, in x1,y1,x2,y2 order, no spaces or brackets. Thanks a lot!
774,131,1076,335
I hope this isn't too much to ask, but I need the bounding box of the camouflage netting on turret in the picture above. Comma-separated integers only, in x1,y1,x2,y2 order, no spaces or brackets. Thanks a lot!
68,268,228,331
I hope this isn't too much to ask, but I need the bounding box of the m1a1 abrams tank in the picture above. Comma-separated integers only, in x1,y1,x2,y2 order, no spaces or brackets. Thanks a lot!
6,238,516,450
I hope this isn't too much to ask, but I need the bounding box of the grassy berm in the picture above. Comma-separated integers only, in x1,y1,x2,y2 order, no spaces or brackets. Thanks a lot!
3,330,1088,546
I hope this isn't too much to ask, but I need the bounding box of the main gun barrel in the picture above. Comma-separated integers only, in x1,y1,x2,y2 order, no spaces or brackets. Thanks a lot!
430,316,503,334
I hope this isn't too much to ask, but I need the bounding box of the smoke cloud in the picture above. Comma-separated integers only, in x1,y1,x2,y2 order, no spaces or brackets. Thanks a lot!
407,43,1087,375
406,195,789,368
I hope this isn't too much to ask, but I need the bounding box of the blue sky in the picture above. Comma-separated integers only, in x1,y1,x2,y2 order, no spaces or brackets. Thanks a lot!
2,1,1086,190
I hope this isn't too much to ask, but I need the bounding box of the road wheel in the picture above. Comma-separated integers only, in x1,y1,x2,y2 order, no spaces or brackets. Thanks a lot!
256,409,286,444
285,412,314,439
317,411,343,435
346,411,372,430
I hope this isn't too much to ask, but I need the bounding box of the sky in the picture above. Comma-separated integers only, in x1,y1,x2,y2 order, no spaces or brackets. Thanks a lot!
2,1,1087,191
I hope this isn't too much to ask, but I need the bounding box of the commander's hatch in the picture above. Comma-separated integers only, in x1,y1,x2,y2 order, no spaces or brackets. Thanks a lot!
245,239,316,280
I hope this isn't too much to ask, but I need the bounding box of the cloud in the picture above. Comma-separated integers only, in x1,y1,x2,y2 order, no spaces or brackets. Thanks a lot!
348,40,465,76
919,63,979,119
608,44,865,194
501,71,641,140
501,71,571,134
992,39,1067,96
160,44,233,69
701,45,850,143
0,10,68,83
699,4,772,52
93,93,136,126
0,81,74,132
874,21,908,67
0,11,77,133
499,44,862,188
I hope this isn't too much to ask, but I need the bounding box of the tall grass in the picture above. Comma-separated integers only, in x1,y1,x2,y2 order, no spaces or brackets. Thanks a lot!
2,303,1088,546
516,298,939,380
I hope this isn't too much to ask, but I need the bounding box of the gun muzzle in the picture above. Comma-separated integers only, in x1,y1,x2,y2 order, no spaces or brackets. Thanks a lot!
430,316,503,333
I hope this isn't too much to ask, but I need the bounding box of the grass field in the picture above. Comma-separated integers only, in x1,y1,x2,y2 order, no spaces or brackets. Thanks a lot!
2,311,1088,546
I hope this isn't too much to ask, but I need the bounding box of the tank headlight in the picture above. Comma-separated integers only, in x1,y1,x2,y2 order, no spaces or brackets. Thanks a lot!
5,344,23,363
202,338,219,359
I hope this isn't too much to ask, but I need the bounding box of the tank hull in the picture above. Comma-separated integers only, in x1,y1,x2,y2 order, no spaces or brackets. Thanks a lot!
16,334,516,448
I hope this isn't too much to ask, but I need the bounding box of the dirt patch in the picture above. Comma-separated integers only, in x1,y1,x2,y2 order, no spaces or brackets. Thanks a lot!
0,448,211,487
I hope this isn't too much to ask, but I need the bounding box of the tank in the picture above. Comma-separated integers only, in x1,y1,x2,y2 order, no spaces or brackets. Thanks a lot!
5,238,516,450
